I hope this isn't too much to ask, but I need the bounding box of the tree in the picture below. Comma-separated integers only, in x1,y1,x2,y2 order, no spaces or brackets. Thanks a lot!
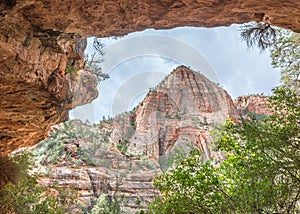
148,87,300,213
84,38,110,83
240,22,300,92
240,22,277,52
0,152,77,214
89,193,128,214
88,176,128,214
271,29,300,92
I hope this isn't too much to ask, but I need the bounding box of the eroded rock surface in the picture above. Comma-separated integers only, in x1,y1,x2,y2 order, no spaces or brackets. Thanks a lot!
28,120,160,213
2,0,300,37
0,24,98,152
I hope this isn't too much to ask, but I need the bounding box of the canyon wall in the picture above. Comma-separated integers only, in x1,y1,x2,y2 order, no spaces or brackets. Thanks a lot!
27,67,271,213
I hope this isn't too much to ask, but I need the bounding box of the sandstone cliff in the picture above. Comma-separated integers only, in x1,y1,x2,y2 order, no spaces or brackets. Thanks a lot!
24,66,272,213
234,94,273,117
0,26,98,152
125,66,239,161
1,0,300,153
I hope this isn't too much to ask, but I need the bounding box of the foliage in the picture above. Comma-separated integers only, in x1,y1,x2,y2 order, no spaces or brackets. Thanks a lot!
241,23,299,91
93,37,105,52
148,87,300,213
271,29,300,92
116,139,129,155
0,154,21,189
89,194,111,214
149,150,222,213
243,110,268,121
240,22,277,52
65,64,79,82
34,121,108,167
159,145,191,172
88,176,128,214
0,152,77,214
65,64,78,75
89,193,128,214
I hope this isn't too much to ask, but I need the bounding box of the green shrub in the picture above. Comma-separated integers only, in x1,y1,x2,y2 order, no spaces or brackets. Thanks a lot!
89,193,128,214
0,152,78,213
148,87,300,213
116,139,129,155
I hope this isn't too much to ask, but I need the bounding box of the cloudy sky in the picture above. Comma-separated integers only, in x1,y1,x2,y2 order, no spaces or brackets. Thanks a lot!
70,24,281,123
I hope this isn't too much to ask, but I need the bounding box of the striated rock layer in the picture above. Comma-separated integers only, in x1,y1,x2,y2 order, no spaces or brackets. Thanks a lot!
0,26,98,152
28,119,160,213
1,0,300,153
234,94,273,117
125,66,239,160
2,0,300,37
26,67,272,213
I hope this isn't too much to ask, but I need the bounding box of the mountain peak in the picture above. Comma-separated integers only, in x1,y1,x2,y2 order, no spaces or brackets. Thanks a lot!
163,65,198,84
128,66,239,158
156,65,218,93
170,65,196,75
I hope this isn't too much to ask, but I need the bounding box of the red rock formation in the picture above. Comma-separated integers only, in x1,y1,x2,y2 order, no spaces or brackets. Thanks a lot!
2,0,300,37
27,120,160,213
125,66,239,161
1,0,300,153
234,94,273,117
0,153,20,190
29,66,240,212
27,67,273,213
0,28,98,152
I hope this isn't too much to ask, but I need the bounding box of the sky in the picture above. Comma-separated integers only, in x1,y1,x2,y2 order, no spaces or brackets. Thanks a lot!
70,24,281,123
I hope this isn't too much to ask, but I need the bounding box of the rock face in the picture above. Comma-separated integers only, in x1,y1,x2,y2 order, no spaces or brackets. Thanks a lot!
1,0,300,153
0,4,99,152
27,67,271,213
125,66,239,161
0,67,98,153
30,120,160,213
0,154,20,190
234,95,273,117
0,24,98,152
2,0,300,37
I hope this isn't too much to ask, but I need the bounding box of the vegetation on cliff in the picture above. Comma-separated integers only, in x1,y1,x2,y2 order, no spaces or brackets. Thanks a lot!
148,27,300,214
271,30,300,92
241,22,299,93
149,86,300,213
0,152,78,213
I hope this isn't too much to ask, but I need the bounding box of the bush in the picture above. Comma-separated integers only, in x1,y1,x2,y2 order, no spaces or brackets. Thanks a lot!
148,87,300,213
89,193,128,214
0,152,78,213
